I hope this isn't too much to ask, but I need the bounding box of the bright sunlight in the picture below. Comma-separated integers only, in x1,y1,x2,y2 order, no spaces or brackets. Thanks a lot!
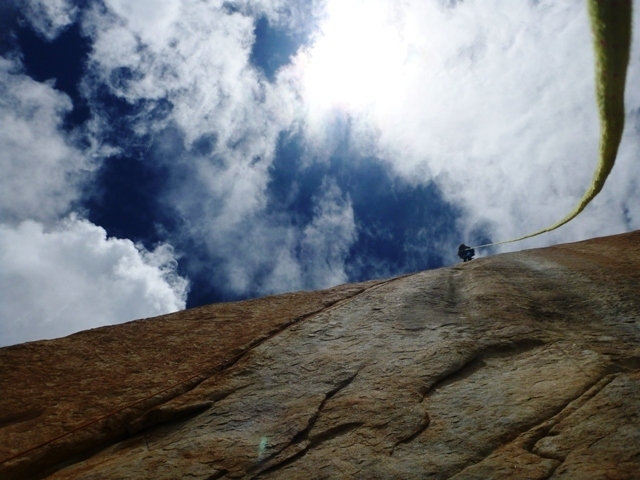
301,1,408,112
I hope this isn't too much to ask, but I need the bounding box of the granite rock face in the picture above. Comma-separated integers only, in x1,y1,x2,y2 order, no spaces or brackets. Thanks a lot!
1,231,639,479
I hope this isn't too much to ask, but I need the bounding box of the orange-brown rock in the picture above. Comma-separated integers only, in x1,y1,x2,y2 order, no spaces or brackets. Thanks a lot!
0,280,384,479
1,231,639,479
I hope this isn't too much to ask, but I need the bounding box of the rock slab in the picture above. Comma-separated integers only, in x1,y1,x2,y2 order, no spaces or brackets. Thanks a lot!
1,231,639,479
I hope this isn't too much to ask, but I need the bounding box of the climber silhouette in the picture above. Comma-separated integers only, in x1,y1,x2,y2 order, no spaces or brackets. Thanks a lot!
458,244,475,262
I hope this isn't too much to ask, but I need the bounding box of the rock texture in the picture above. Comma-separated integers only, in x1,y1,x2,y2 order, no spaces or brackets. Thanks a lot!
1,231,639,479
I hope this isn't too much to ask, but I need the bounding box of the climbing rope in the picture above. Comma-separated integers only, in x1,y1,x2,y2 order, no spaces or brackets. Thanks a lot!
469,0,632,251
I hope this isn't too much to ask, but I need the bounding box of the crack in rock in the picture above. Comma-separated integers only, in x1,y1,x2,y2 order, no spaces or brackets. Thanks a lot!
447,372,621,479
250,371,361,477
390,411,430,454
420,339,547,400
4,231,640,480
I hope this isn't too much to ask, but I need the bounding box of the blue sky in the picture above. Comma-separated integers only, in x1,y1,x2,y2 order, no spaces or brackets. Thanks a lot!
1,0,639,346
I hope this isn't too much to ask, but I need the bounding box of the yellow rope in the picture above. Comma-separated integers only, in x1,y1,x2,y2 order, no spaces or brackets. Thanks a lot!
472,0,632,249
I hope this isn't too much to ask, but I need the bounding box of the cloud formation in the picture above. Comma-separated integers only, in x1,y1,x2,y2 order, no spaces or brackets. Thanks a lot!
22,0,77,40
78,0,640,288
0,58,86,222
295,0,640,252
0,217,188,346
2,0,638,346
0,56,188,346
80,0,336,297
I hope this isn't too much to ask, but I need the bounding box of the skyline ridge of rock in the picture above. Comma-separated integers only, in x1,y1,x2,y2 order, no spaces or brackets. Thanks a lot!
1,230,639,479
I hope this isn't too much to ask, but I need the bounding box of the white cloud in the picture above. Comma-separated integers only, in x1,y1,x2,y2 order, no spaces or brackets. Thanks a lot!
294,0,640,252
27,0,635,314
80,0,334,296
22,0,77,40
297,178,357,289
252,178,357,294
85,0,300,146
165,166,356,297
101,0,182,43
83,0,303,222
0,217,188,347
0,56,189,346
0,58,88,223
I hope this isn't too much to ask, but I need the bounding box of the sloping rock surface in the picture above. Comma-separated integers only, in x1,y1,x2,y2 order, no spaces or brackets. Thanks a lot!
1,231,639,479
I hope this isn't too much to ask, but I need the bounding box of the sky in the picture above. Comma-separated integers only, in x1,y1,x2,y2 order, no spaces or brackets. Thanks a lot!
1,0,638,347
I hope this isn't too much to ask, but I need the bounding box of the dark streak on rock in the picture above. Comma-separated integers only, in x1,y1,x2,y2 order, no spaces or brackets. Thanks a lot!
251,371,361,477
0,409,45,429
4,231,640,480
309,422,364,445
421,339,547,399
204,469,229,480
127,401,214,436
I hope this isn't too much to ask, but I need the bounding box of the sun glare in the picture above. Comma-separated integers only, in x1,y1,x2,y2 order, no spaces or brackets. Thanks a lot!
302,2,407,113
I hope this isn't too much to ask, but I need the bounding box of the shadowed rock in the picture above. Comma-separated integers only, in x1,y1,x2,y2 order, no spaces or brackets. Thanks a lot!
1,231,639,479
